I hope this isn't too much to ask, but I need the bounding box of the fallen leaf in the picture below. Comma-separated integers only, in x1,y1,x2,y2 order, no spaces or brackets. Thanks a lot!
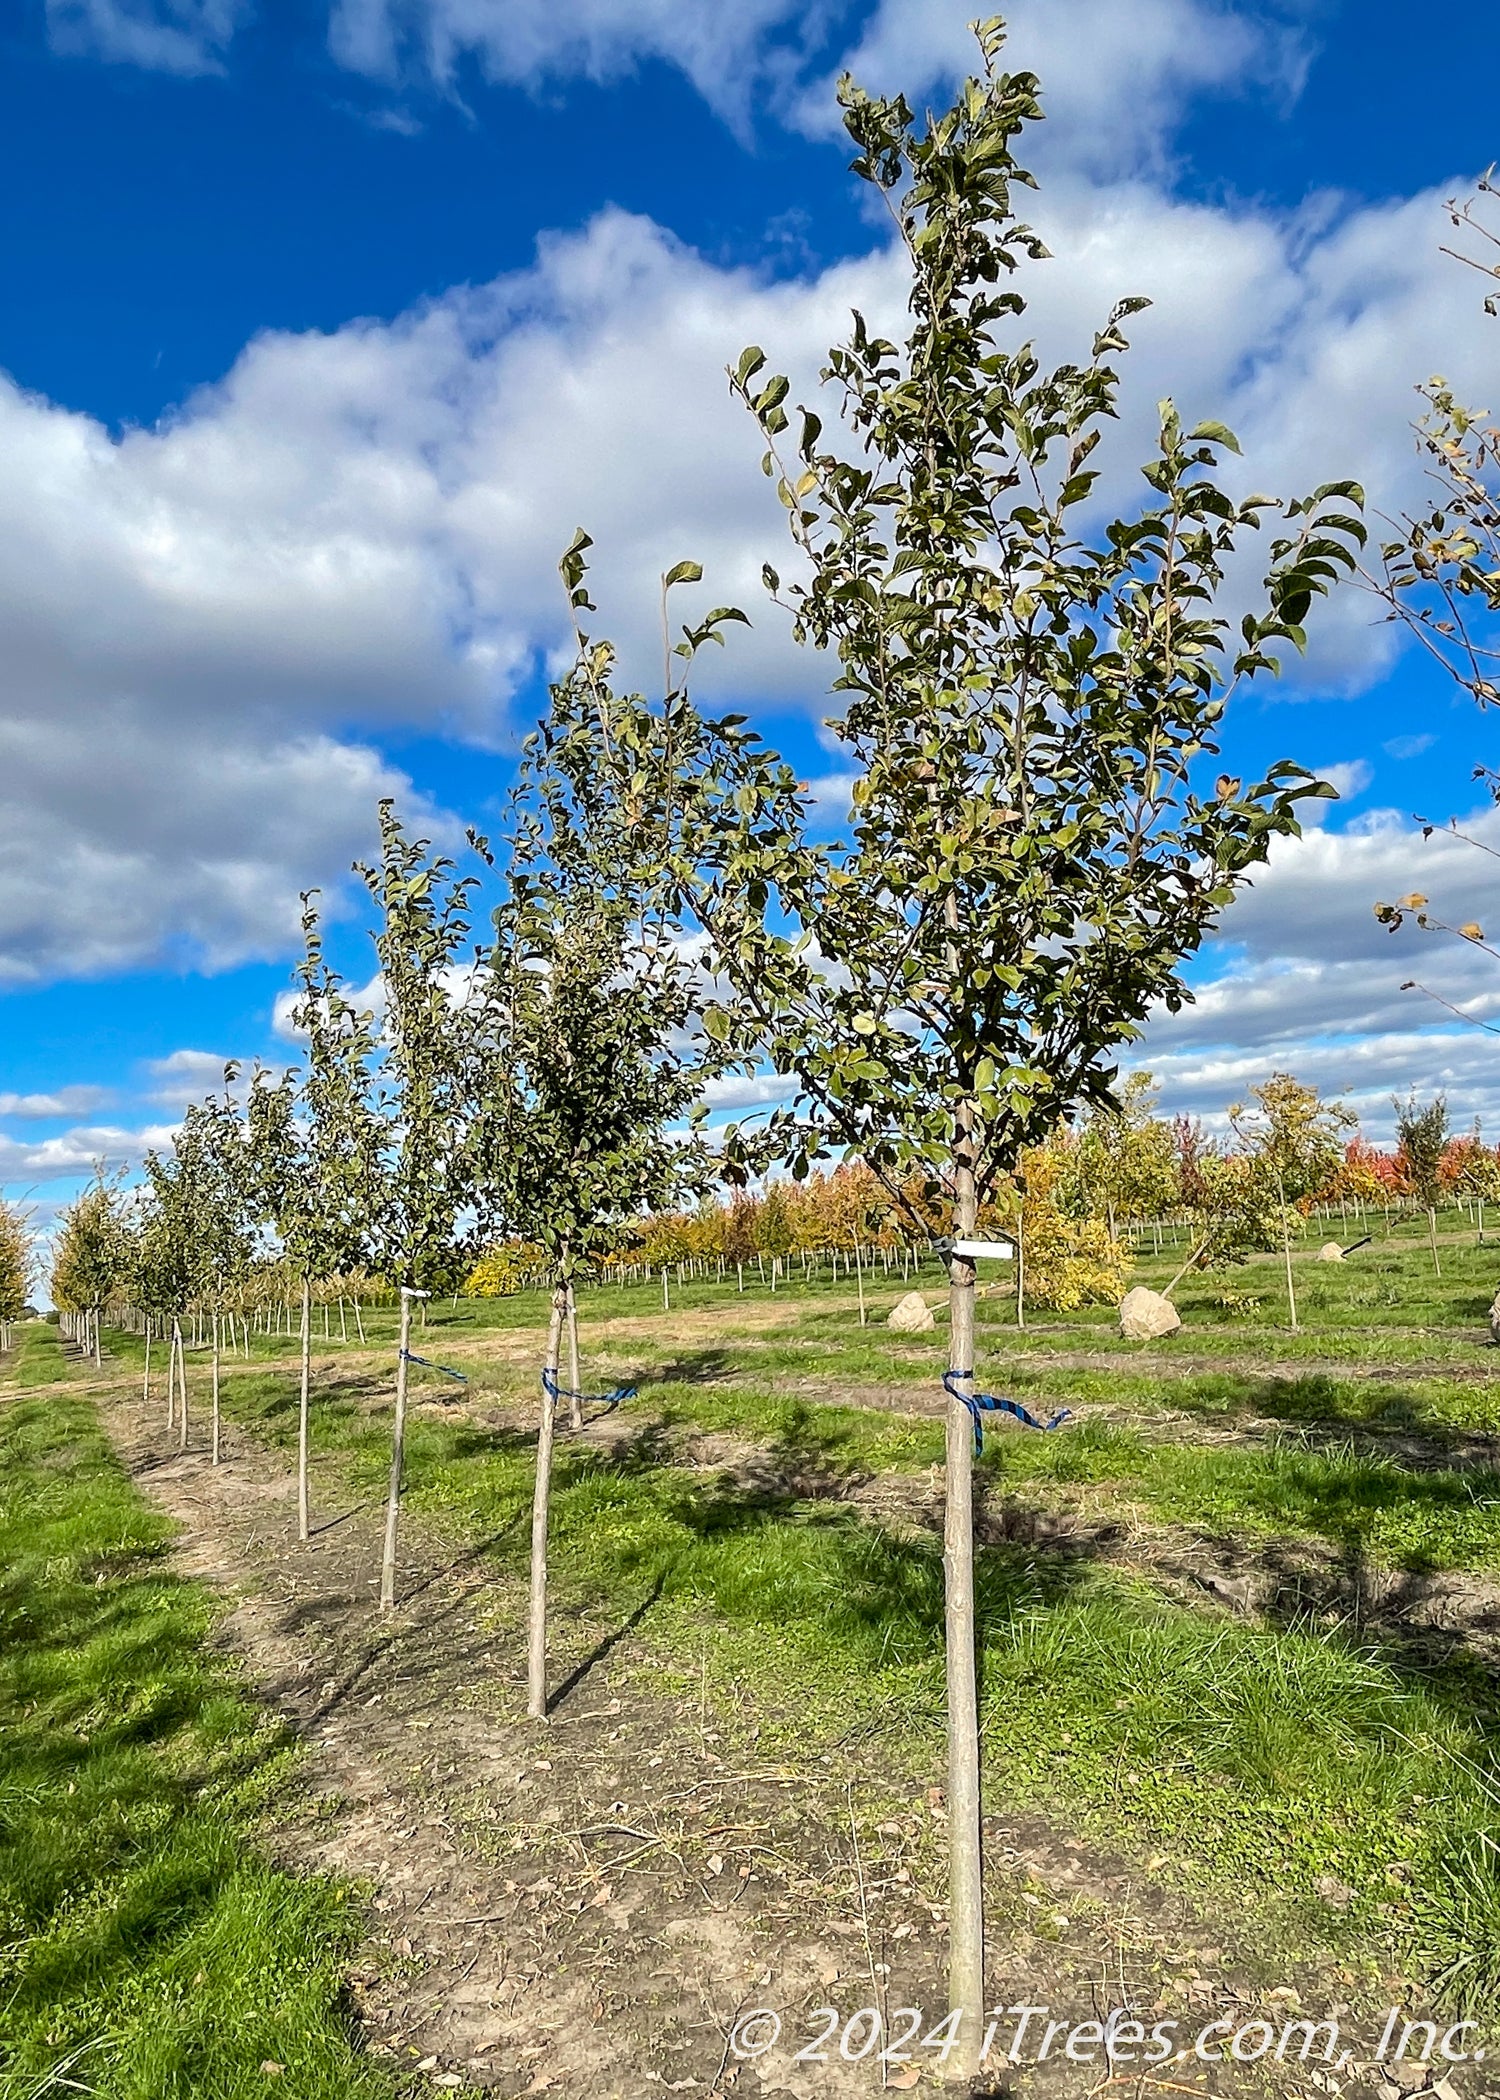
887,2069,920,2091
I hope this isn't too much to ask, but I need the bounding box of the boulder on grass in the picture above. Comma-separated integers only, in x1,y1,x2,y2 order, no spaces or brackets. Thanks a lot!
887,1290,936,1333
1317,1241,1345,1263
1119,1287,1181,1341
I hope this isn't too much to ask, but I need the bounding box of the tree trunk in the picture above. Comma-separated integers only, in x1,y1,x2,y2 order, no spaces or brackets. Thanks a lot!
353,1299,366,1344
1429,1205,1442,1278
379,1290,418,1612
211,1315,222,1467
1014,1194,1026,1331
142,1327,152,1408
856,1249,866,1328
1278,1174,1298,1332
528,1288,567,1720
566,1284,583,1432
173,1319,188,1448
298,1275,312,1543
943,1100,984,2076
93,1304,103,1368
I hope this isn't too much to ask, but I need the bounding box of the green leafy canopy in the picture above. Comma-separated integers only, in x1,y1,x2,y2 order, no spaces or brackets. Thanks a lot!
545,21,1366,1226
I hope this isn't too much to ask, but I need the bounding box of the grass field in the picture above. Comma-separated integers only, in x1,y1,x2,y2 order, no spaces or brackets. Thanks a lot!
0,1324,393,2100
7,1219,1500,2088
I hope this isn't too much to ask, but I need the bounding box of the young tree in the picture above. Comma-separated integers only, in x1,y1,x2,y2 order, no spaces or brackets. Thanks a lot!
133,1150,203,1438
0,1199,33,1343
559,29,1364,2055
357,802,484,1613
1371,181,1500,1027
174,1084,258,1466
1395,1088,1451,1276
1068,1072,1180,1241
250,900,380,1537
51,1171,131,1365
468,657,726,1719
1230,1075,1355,1325
1373,173,1498,708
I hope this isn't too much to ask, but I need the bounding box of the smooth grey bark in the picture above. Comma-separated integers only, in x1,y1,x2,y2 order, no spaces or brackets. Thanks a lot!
298,1275,312,1543
379,1289,420,1611
943,1097,984,2078
1278,1171,1299,1332
566,1284,583,1432
527,1288,567,1720
211,1314,222,1467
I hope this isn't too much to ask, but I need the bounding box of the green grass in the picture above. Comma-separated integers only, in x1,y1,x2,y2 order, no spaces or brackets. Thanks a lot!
2,1321,88,1390
0,1391,392,2100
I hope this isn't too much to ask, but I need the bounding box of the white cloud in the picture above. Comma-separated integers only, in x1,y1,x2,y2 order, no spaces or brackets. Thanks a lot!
1297,758,1372,826
326,0,809,122
3,132,1496,995
1131,802,1500,1135
143,1050,241,1105
795,0,1292,177
47,0,245,73
0,1121,177,1188
323,0,1293,179
1385,733,1436,760
702,1071,797,1113
0,1087,113,1119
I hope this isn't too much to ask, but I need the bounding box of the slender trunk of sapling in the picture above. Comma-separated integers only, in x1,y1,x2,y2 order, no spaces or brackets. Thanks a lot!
566,1285,583,1432
943,1099,984,2076
142,1324,151,1407
1277,1173,1298,1333
211,1314,221,1467
354,1299,366,1345
173,1319,189,1449
1429,1206,1442,1278
298,1274,312,1543
528,1287,567,1720
93,1304,102,1368
1015,1194,1026,1331
380,1288,420,1612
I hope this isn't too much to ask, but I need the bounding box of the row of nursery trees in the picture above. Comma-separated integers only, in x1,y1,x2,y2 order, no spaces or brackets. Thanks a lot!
31,26,1500,2068
469,1074,1492,1310
0,1197,31,1348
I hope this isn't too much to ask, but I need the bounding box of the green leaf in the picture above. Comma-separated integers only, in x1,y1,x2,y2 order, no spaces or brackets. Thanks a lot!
1187,420,1241,454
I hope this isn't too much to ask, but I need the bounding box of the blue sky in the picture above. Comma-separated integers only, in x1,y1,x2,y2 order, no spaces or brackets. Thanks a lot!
3,0,1499,1239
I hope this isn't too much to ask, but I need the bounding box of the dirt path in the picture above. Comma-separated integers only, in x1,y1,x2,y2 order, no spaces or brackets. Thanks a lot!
74,1375,1443,2098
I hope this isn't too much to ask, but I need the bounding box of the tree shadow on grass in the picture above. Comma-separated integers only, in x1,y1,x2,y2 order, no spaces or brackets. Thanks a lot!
638,1349,738,1385
1155,1371,1500,1466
